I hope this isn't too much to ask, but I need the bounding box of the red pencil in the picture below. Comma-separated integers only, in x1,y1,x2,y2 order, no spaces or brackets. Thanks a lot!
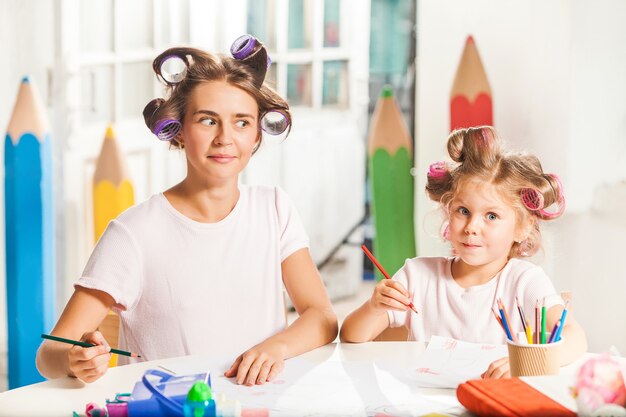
491,307,505,332
361,245,418,314
534,299,541,344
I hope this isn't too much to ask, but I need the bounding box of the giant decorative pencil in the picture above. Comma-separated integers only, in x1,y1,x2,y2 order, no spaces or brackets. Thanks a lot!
4,76,55,388
450,35,493,131
93,125,134,367
93,125,135,242
367,86,416,281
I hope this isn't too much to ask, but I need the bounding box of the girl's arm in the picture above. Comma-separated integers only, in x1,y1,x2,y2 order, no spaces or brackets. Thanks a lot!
36,287,115,381
545,305,588,365
224,248,338,385
340,279,412,343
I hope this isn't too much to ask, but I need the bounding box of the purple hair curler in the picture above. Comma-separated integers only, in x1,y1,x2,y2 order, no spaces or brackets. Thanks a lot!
153,119,182,142
230,34,272,69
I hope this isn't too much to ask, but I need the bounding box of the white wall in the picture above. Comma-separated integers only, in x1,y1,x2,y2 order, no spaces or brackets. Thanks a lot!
0,0,56,393
416,0,626,353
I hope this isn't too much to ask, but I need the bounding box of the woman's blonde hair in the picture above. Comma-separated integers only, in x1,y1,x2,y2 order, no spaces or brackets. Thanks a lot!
143,46,291,151
425,126,565,258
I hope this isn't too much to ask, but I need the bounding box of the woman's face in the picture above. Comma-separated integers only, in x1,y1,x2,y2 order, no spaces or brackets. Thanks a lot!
180,80,260,185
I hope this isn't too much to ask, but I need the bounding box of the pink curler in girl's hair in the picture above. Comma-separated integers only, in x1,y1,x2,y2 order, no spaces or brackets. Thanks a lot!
520,173,566,219
428,162,448,179
520,187,544,211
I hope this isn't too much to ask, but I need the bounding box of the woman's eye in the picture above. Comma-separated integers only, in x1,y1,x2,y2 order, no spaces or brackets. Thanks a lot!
235,120,250,128
487,213,498,221
200,118,216,126
459,207,470,216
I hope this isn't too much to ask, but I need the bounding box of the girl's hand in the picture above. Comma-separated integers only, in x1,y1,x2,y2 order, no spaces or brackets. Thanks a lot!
67,331,111,383
482,357,510,379
368,279,412,313
224,340,288,386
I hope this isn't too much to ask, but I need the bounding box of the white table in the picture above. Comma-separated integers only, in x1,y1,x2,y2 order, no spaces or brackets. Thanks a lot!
0,341,589,417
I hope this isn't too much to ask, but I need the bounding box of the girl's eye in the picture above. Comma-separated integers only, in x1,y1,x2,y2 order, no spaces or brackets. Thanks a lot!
200,118,216,126
459,207,470,216
487,213,498,221
235,120,250,128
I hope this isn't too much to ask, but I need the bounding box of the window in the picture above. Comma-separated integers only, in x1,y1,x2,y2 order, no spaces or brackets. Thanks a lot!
247,0,349,108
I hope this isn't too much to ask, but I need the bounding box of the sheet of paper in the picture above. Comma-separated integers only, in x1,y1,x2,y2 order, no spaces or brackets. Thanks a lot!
408,336,508,388
162,354,465,416
212,359,464,416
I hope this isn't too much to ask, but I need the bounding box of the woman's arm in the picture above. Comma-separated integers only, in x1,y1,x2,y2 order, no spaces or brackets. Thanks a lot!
36,287,115,381
224,248,338,385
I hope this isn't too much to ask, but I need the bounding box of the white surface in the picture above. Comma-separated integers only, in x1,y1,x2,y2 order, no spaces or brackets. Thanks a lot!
412,336,508,388
0,341,608,417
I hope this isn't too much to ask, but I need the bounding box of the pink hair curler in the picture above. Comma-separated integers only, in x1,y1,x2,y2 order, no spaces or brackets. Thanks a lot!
520,173,566,219
538,173,566,218
428,162,448,179
520,187,544,211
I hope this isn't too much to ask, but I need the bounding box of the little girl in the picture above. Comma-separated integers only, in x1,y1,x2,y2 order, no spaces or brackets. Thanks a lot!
341,126,587,378
37,35,338,385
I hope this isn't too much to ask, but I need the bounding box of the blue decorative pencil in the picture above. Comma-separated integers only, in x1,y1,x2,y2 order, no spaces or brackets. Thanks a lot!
5,76,56,388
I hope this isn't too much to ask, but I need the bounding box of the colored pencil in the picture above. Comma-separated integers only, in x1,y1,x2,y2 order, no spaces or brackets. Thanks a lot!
491,307,506,334
534,299,540,344
554,301,569,342
5,76,55,388
525,319,533,344
497,304,513,341
498,299,518,342
450,35,493,131
360,245,418,314
41,334,141,358
548,321,560,344
515,296,527,333
367,86,416,282
541,298,547,344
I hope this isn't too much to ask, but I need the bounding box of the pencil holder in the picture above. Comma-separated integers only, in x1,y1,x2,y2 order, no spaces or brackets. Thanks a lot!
507,334,562,377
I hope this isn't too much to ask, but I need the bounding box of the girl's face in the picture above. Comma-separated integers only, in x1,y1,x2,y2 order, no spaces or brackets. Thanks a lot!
448,179,526,270
180,80,260,184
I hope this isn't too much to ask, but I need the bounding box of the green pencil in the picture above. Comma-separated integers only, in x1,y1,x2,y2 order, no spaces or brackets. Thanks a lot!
41,333,141,358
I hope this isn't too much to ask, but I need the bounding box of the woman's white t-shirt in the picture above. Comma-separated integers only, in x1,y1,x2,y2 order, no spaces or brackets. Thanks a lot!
387,257,563,344
76,185,309,364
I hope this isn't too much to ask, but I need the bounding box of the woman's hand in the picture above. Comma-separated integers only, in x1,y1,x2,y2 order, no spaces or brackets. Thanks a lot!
482,356,510,379
67,331,111,383
368,279,412,313
224,340,288,386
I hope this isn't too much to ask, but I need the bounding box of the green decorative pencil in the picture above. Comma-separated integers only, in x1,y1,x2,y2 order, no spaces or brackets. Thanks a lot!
367,86,416,281
41,334,141,358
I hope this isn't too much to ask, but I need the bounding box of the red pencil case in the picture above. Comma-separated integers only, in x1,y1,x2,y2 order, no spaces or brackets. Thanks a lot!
456,377,576,417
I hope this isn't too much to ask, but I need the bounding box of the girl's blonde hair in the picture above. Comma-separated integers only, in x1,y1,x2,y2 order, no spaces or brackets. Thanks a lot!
425,126,565,258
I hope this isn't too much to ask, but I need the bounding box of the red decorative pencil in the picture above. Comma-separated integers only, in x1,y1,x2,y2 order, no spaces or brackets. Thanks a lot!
361,245,418,314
